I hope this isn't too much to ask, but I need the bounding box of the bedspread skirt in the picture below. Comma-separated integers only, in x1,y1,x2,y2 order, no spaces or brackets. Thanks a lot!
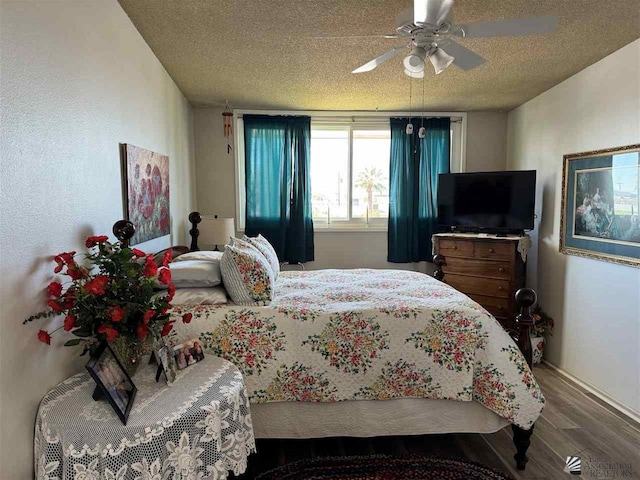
169,269,544,429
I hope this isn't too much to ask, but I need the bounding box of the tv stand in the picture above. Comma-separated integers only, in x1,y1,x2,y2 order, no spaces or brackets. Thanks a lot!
432,233,528,331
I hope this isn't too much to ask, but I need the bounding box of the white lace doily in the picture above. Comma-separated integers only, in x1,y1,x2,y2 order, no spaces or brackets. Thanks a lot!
35,356,255,479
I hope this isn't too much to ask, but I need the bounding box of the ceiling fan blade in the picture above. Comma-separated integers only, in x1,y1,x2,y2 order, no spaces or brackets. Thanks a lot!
352,47,405,73
444,40,486,70
414,0,454,26
455,15,558,38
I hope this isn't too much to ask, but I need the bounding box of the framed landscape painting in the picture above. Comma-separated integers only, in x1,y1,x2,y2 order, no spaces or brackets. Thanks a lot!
121,144,170,245
560,144,640,268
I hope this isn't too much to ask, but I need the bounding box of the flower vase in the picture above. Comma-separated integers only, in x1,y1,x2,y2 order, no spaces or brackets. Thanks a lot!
110,337,146,377
530,336,545,365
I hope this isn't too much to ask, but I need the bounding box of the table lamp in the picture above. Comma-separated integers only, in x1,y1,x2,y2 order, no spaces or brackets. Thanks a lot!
197,215,235,251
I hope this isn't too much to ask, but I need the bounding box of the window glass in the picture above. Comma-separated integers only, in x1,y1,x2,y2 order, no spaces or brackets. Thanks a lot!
352,129,390,219
310,128,349,220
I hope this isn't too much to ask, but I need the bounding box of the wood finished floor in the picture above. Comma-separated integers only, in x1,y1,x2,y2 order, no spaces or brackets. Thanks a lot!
234,364,640,479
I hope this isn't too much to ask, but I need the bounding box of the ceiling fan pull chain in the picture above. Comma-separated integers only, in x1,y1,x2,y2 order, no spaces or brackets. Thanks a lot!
406,76,414,135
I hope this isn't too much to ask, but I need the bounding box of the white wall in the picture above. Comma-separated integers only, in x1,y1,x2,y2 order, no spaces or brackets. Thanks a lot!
507,40,640,415
0,1,195,475
193,108,507,271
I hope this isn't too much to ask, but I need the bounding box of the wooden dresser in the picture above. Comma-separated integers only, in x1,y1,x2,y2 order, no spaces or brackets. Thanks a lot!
432,234,526,331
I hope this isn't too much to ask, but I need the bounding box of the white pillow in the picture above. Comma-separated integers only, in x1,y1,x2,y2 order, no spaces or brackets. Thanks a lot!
168,260,222,288
172,251,224,263
243,234,280,279
220,244,275,306
169,287,228,305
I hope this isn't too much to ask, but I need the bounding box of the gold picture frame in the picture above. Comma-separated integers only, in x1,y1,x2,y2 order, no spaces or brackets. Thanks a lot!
560,144,640,268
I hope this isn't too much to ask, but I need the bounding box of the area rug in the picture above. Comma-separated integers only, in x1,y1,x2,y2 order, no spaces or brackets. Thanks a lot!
255,455,513,480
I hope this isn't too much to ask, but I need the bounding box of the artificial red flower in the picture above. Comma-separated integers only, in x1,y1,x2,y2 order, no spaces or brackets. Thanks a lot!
59,251,76,264
161,320,175,337
47,282,63,297
97,324,119,341
166,283,176,302
85,235,109,248
61,287,77,309
137,323,149,340
83,276,109,295
47,299,64,313
53,251,76,273
63,315,76,331
182,312,193,324
158,268,171,285
143,310,155,324
143,255,158,278
162,249,172,267
67,262,87,280
37,330,51,345
131,248,146,258
108,306,125,322
53,257,64,273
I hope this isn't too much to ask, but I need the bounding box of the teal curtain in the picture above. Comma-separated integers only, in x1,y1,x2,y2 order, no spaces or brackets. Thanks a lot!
388,117,450,263
244,115,314,263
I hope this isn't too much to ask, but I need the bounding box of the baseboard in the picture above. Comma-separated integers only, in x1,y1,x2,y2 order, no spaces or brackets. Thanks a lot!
542,359,640,425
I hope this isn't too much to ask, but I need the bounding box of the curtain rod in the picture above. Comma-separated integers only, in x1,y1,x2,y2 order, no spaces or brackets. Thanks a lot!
235,114,463,123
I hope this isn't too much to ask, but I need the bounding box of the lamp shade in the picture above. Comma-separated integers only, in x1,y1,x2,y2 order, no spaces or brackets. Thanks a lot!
404,68,425,78
403,46,427,73
198,217,235,247
429,47,455,74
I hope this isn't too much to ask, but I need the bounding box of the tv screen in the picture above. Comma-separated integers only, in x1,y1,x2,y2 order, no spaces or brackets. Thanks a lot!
437,171,536,231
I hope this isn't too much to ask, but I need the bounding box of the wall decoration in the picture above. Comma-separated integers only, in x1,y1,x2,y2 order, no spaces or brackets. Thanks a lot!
121,144,170,245
560,144,639,267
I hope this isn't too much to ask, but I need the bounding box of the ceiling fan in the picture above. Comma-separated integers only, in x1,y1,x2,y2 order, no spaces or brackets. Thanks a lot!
350,0,559,77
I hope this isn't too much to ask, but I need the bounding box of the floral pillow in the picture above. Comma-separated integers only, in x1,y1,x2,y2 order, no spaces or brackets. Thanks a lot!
243,234,280,280
220,244,275,306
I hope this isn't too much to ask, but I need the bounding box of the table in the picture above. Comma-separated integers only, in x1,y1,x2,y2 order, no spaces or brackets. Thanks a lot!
35,355,255,479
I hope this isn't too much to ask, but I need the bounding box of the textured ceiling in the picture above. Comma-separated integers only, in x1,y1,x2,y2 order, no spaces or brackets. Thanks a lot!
118,0,640,111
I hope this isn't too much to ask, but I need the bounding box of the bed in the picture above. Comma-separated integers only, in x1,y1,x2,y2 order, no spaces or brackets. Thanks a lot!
113,217,543,470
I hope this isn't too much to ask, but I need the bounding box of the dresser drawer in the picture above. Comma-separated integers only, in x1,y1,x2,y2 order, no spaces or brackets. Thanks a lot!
474,241,513,260
442,257,511,280
468,294,511,317
445,274,510,298
438,239,474,257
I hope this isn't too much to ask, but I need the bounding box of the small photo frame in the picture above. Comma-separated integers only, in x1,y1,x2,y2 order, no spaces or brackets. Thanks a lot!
152,340,178,384
173,338,205,370
86,342,137,425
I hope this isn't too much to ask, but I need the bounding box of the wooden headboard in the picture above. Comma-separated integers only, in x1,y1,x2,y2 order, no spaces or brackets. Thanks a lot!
112,219,191,266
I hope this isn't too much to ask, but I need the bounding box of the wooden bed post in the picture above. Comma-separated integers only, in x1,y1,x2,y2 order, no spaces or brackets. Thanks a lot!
512,287,537,470
188,211,202,252
432,254,446,281
112,220,135,247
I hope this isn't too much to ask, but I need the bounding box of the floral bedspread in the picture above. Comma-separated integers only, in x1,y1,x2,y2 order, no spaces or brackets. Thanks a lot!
169,269,544,429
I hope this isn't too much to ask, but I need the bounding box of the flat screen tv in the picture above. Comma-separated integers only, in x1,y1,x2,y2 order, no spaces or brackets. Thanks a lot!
437,170,536,233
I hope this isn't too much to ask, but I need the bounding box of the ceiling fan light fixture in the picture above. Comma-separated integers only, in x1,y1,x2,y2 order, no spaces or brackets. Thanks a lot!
404,68,424,78
403,47,427,73
429,47,455,74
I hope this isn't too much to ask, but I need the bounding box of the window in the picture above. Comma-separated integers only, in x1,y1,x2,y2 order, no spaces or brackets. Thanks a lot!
311,124,391,226
234,111,465,231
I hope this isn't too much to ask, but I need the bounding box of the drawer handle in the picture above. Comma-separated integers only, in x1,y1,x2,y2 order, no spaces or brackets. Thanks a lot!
453,246,458,250
489,248,495,253
497,286,503,290
498,267,504,272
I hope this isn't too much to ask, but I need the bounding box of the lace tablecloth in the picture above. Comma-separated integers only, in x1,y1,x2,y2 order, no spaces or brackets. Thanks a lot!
35,356,255,479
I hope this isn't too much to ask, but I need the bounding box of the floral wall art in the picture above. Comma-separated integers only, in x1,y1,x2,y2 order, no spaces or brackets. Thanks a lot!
121,144,170,245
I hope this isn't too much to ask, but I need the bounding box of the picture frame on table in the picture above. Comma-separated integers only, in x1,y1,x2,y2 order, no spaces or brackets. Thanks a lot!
152,339,178,385
560,144,640,268
85,342,137,425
